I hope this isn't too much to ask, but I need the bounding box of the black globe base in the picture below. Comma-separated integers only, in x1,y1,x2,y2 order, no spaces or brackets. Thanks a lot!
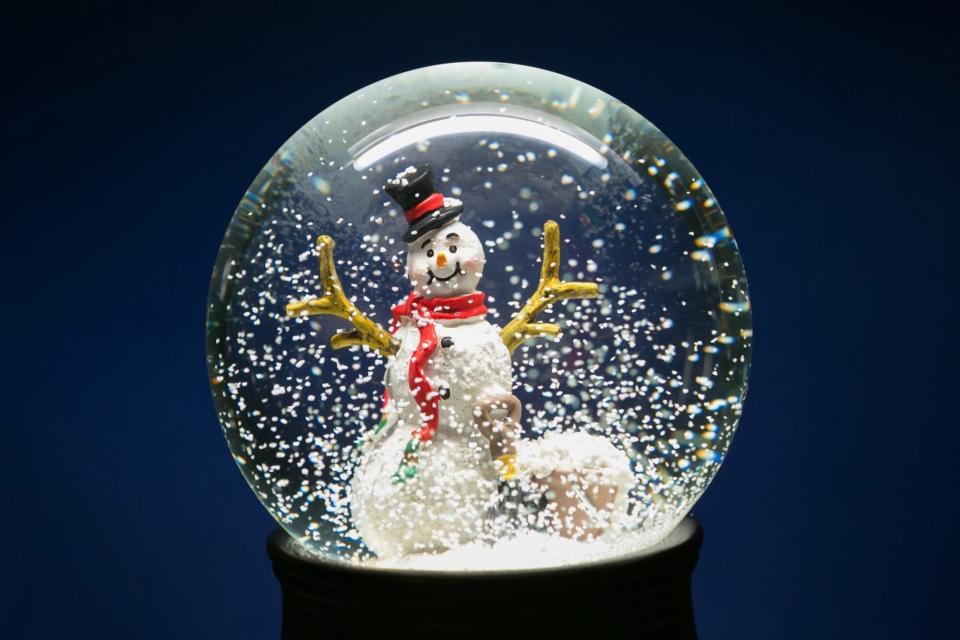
267,517,702,639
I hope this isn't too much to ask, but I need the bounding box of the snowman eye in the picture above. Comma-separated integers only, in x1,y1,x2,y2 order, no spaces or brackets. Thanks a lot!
426,249,434,258
449,245,457,254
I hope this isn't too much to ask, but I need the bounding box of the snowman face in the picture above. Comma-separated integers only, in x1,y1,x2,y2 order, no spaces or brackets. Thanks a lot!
406,220,485,297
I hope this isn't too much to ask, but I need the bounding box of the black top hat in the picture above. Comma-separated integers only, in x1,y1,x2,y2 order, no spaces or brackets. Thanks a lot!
385,164,464,243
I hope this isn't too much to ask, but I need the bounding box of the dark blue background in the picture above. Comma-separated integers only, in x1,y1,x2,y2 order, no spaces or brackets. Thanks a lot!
4,1,957,637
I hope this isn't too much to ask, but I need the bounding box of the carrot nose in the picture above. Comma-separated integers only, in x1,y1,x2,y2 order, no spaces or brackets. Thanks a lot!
436,252,447,268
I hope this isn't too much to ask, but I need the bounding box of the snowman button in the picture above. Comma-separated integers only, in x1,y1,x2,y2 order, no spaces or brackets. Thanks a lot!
441,337,454,348
439,386,451,400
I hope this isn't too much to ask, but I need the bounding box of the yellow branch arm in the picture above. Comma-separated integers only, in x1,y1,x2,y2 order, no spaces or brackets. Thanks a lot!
285,235,400,357
500,220,599,353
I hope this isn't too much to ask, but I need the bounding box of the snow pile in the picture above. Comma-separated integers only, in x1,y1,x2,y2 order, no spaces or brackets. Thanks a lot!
366,526,669,572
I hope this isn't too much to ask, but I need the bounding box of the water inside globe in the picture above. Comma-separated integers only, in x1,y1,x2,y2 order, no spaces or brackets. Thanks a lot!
206,63,751,569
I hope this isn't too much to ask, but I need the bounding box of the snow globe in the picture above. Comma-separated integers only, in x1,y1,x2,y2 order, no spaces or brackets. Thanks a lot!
206,62,751,636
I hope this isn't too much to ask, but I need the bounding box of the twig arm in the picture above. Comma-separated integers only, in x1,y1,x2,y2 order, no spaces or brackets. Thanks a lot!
500,220,599,353
286,236,400,357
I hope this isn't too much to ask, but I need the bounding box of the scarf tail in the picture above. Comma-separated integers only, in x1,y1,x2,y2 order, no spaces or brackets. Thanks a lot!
409,321,440,442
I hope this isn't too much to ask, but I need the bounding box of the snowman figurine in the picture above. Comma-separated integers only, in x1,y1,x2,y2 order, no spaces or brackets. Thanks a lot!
287,165,633,557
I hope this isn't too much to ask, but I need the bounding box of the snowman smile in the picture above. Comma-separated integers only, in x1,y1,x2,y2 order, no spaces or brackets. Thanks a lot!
427,261,463,284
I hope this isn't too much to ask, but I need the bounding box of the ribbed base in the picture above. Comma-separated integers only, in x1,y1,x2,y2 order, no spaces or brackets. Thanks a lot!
267,517,701,639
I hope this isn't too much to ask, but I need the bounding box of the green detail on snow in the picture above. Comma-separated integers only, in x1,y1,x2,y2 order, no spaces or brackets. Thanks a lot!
391,462,419,485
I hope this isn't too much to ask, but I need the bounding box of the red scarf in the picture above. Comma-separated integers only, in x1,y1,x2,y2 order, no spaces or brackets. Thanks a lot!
388,291,488,443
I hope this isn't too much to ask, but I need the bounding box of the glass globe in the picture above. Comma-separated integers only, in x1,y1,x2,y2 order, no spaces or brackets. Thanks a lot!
206,62,751,569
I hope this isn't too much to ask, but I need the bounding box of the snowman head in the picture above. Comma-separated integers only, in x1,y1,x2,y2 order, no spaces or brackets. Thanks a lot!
406,219,485,298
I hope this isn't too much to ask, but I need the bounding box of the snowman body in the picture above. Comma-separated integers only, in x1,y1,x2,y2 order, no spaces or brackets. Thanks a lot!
387,314,514,441
348,167,633,558
351,314,513,556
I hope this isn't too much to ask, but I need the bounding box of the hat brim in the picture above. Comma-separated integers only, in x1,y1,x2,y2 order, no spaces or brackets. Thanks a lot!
402,204,464,243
